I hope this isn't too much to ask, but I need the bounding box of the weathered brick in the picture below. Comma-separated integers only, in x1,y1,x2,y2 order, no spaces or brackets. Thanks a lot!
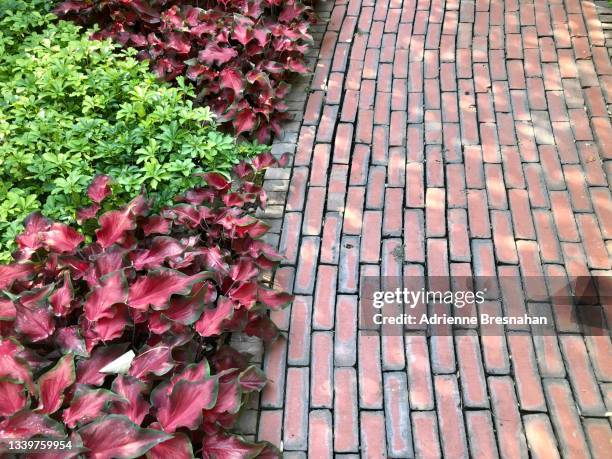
283,367,309,450
489,376,529,458
544,379,590,458
310,332,333,408
334,367,359,452
434,375,469,458
383,372,413,457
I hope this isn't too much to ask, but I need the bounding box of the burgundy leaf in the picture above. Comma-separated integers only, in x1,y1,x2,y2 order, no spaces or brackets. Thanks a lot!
84,271,128,322
50,271,73,316
15,287,55,342
36,353,75,414
238,366,267,393
195,297,235,337
76,203,101,224
62,385,124,428
146,431,194,459
0,263,35,289
0,410,65,440
41,223,84,253
95,195,146,248
202,172,231,191
130,236,184,270
128,269,208,311
219,68,244,95
141,216,171,236
198,43,238,65
128,345,174,379
0,297,16,321
229,259,259,282
0,379,26,417
164,282,216,325
93,304,129,342
166,32,191,54
53,326,88,357
153,376,218,432
87,175,112,204
0,339,35,392
257,286,293,309
110,375,150,425
77,415,171,459
201,432,266,459
76,344,129,386
233,109,257,135
244,314,279,342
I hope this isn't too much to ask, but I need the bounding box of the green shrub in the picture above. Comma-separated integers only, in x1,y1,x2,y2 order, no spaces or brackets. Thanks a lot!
0,2,266,261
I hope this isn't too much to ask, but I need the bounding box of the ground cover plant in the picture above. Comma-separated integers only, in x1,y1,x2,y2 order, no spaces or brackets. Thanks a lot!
0,1,266,261
55,0,316,142
0,154,291,458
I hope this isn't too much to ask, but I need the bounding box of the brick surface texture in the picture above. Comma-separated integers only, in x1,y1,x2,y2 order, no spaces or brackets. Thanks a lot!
254,0,612,456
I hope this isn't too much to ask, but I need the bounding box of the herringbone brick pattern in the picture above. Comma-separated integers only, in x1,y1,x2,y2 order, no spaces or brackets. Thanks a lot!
253,0,612,457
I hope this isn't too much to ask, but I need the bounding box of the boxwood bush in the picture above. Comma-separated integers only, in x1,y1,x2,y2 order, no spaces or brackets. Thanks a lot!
0,1,266,261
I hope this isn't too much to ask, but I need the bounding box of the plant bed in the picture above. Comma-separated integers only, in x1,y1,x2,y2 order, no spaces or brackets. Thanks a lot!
0,1,266,261
55,0,317,143
0,154,291,458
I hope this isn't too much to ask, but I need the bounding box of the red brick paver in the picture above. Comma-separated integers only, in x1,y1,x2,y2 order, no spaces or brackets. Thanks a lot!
256,0,612,456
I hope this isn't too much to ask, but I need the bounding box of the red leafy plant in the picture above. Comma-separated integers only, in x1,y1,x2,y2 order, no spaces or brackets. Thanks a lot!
55,0,316,143
0,154,292,458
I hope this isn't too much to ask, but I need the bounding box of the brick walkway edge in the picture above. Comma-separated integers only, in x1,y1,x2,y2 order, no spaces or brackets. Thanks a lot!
253,1,612,457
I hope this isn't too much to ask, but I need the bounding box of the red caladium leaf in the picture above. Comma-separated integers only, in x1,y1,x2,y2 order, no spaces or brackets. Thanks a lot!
76,203,101,224
141,216,171,236
95,195,146,248
146,431,194,459
0,296,16,321
92,303,129,342
77,415,171,459
229,258,259,282
128,269,208,311
153,376,218,432
198,43,238,65
15,287,55,342
128,345,174,379
0,339,35,392
195,297,235,337
201,432,267,459
166,32,191,53
202,172,231,191
219,68,244,95
36,353,75,414
163,282,215,325
84,271,128,322
238,365,267,393
62,385,125,428
130,236,184,270
0,379,27,417
15,212,51,254
257,286,293,309
87,175,112,204
40,223,84,253
0,263,34,289
233,109,257,135
0,409,65,440
244,314,279,342
50,271,73,316
251,152,277,170
53,326,88,357
205,378,241,416
110,375,150,425
76,344,129,386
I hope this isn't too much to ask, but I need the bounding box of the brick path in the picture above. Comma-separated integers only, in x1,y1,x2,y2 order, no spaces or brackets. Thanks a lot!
254,0,612,457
